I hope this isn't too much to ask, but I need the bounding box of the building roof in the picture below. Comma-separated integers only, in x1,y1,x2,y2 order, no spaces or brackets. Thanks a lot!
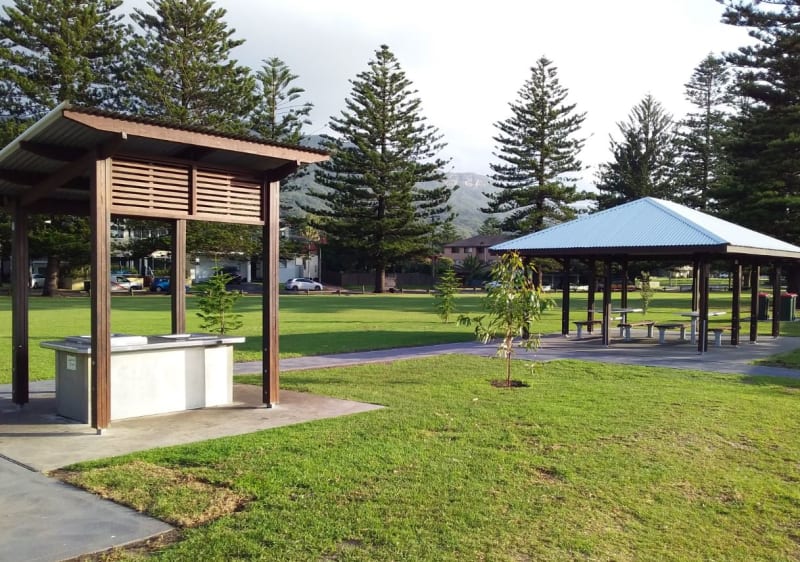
444,234,511,248
491,197,800,260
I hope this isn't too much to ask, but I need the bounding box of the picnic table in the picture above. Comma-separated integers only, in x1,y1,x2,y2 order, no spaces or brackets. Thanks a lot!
680,311,726,344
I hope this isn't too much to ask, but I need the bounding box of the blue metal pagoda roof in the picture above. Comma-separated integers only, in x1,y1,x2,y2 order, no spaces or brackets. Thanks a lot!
491,197,800,259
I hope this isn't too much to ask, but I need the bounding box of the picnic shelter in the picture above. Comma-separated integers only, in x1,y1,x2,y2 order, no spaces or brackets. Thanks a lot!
1,102,328,430
491,197,800,350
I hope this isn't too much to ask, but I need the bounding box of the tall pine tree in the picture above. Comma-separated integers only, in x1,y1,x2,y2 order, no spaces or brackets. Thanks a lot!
484,57,587,234
595,94,678,209
128,0,256,133
712,1,800,247
250,57,313,217
0,0,130,294
250,57,313,144
674,54,732,211
0,0,130,118
306,45,455,293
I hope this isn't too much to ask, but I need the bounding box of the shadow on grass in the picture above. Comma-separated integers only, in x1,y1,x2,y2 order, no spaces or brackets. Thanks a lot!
739,375,800,389
235,330,476,358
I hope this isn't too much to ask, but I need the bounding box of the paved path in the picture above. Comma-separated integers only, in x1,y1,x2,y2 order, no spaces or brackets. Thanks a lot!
3,332,799,562
235,333,800,379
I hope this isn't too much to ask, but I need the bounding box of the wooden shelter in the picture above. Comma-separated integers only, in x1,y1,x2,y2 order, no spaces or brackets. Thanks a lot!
1,103,328,430
491,197,800,350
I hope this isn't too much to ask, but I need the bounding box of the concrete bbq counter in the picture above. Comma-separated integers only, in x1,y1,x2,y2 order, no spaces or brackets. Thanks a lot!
41,333,245,423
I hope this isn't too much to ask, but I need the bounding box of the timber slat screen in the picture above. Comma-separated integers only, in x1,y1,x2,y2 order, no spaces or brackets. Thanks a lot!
196,169,262,222
110,157,263,224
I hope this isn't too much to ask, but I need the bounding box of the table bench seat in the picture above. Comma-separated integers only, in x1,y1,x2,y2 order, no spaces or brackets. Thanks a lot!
573,320,603,339
618,320,655,341
654,322,687,344
708,326,732,346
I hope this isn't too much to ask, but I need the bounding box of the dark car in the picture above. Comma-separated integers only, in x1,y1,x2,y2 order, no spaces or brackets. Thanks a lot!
149,277,191,294
218,266,243,284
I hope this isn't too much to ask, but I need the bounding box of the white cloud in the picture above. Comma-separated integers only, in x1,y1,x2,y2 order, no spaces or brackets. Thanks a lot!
124,0,752,179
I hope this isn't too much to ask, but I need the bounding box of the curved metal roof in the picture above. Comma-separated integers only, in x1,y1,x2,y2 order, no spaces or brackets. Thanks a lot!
491,197,800,260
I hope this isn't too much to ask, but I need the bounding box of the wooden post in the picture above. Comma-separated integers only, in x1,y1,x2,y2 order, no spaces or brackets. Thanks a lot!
561,258,570,336
731,261,742,346
772,263,781,338
698,260,710,353
11,201,29,406
620,258,629,309
90,155,112,431
602,260,612,347
749,265,759,343
171,219,186,334
691,259,699,311
262,179,280,406
587,260,596,332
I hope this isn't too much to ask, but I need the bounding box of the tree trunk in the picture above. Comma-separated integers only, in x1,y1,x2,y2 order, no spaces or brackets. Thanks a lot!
374,266,386,293
42,255,59,296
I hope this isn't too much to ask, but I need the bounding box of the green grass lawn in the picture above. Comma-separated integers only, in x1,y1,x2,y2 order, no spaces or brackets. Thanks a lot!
1,290,799,384
59,356,800,561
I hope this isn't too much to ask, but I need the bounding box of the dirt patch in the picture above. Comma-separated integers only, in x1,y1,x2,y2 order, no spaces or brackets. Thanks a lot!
490,379,529,388
54,460,249,528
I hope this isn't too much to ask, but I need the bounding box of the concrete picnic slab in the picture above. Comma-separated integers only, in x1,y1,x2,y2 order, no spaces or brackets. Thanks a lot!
0,384,382,562
0,384,383,473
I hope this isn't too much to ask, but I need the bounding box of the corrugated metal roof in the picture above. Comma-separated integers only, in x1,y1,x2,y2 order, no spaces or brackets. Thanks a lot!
491,197,800,258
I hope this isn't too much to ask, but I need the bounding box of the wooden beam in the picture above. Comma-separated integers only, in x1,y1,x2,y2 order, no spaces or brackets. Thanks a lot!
171,219,187,334
262,179,280,406
698,260,710,353
11,200,29,406
64,109,328,166
602,260,612,347
265,161,299,183
731,261,742,345
587,260,596,332
90,155,112,431
620,258,629,309
0,169,47,185
19,141,86,161
750,265,760,343
561,258,570,336
772,263,781,337
21,135,124,207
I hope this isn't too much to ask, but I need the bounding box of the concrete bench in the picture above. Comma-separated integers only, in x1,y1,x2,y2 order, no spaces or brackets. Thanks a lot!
654,322,687,344
573,320,603,339
618,320,655,341
708,326,732,346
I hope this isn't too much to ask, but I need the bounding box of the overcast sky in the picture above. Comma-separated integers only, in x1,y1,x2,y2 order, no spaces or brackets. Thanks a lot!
129,0,752,180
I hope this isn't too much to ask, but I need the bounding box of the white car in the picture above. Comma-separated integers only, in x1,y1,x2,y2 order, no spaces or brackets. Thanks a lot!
110,275,133,291
285,277,323,291
30,274,45,289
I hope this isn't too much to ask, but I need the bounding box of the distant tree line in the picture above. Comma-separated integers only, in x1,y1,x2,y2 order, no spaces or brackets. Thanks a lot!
1,0,799,292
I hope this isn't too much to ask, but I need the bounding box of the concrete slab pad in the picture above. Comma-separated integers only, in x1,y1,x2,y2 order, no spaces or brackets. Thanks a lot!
0,385,383,473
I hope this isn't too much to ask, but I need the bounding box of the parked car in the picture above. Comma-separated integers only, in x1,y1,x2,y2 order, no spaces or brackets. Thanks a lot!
285,277,323,291
30,274,45,289
218,266,243,284
149,277,191,294
110,275,132,291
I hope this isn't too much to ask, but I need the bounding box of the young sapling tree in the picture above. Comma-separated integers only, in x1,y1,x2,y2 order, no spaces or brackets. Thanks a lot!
459,252,554,387
433,266,460,323
196,268,243,335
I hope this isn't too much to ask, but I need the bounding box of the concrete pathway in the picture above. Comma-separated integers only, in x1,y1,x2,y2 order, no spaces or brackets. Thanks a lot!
235,331,800,379
2,331,799,562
